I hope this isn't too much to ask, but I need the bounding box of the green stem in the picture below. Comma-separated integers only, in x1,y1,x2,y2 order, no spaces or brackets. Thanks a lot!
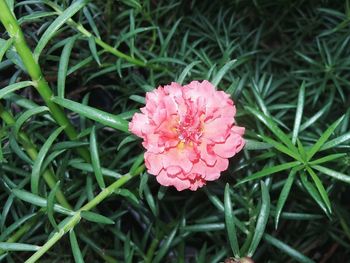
0,102,71,210
0,0,90,162
25,167,144,263
94,37,146,67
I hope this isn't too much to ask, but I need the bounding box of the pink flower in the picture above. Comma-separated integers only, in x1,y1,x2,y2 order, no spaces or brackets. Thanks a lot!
129,80,245,191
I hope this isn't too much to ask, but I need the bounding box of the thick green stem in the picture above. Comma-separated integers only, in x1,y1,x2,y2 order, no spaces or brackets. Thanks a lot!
0,102,71,209
0,0,90,162
25,167,143,263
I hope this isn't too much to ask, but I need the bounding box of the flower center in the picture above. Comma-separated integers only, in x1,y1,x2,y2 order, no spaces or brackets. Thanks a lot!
176,113,203,144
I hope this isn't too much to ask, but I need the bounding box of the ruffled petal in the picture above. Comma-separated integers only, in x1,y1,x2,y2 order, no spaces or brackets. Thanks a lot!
129,113,150,138
162,147,194,174
145,152,163,175
212,130,245,158
156,170,190,191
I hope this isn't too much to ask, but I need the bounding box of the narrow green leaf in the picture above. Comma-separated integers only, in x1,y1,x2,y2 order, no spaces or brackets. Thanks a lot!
320,132,350,150
14,106,49,137
5,48,25,72
114,188,139,205
209,248,227,263
244,139,271,150
211,59,236,87
299,103,330,132
275,168,297,229
224,184,240,258
204,189,248,233
0,213,36,242
18,11,56,25
246,107,298,153
197,243,207,263
236,161,300,185
277,212,323,221
306,116,344,161
5,0,14,11
300,173,328,215
12,189,72,215
0,242,41,252
124,232,131,263
78,231,120,261
139,172,148,199
247,181,270,256
4,93,45,114
69,162,122,179
83,7,100,37
306,166,332,213
296,139,307,161
119,0,142,10
69,229,84,263
143,182,157,216
182,223,225,232
295,51,321,67
52,141,89,151
313,165,350,184
160,18,182,55
117,135,137,150
67,52,99,75
157,186,167,200
0,81,34,99
292,81,305,144
81,211,114,225
117,26,157,48
9,133,33,164
41,151,65,177
88,36,101,66
58,36,77,98
90,126,105,189
0,139,4,163
260,135,302,161
34,0,88,60
264,234,315,263
309,153,346,165
47,181,60,230
52,97,129,133
130,154,144,175
153,227,178,263
1,195,13,232
0,38,13,62
31,126,65,194
129,95,145,104
177,61,200,85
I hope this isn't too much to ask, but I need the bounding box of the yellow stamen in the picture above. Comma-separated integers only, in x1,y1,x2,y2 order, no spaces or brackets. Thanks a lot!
177,141,185,150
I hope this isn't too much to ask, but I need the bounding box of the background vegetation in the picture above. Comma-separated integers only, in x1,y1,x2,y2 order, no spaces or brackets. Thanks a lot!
0,0,350,262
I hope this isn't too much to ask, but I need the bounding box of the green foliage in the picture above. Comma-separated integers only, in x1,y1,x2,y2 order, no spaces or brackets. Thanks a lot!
0,0,350,262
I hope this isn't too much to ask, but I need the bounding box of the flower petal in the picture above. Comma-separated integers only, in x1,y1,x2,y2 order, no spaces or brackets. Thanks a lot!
162,147,194,173
156,170,190,191
145,152,163,175
212,129,245,158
